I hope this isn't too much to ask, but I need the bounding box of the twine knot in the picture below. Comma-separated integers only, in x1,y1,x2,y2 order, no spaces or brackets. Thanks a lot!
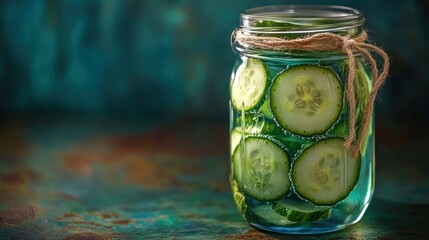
342,37,355,49
233,30,389,157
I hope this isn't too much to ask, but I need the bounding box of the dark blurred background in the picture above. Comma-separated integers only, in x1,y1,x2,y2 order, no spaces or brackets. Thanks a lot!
1,0,428,125
0,0,428,200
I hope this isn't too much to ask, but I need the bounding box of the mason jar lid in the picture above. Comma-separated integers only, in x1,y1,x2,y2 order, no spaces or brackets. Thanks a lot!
240,5,364,35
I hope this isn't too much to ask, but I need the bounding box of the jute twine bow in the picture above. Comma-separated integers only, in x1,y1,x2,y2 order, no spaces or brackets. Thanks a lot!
233,30,390,157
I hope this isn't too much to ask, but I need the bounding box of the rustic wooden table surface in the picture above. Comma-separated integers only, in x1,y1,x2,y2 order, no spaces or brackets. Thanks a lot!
0,118,428,239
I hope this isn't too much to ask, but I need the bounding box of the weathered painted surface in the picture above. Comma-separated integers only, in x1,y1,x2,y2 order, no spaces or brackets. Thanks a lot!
0,119,428,239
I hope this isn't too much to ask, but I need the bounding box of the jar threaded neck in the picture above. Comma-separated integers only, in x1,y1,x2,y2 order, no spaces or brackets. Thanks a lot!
240,5,364,36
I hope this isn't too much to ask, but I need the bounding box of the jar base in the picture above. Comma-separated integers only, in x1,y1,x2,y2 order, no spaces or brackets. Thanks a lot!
250,222,350,235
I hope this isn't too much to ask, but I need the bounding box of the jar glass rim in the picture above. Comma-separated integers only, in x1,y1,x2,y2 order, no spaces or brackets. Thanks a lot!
240,5,364,33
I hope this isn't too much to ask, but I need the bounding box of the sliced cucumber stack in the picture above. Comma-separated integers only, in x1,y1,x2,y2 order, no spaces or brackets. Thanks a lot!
292,138,361,205
270,65,343,136
231,58,268,111
232,137,290,201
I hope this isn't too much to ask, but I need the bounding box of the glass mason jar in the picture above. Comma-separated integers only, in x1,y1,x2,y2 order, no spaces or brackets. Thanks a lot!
229,5,375,234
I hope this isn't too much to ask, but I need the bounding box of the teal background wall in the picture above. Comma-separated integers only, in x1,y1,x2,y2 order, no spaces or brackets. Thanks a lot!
0,0,428,127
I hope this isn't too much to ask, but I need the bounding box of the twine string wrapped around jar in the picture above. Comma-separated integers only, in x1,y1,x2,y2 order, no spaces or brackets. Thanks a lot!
233,30,390,157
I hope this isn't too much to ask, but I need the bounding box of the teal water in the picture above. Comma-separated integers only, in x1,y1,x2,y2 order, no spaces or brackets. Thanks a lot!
229,54,374,234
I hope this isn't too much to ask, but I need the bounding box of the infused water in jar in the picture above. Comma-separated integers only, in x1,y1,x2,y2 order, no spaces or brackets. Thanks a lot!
229,5,377,234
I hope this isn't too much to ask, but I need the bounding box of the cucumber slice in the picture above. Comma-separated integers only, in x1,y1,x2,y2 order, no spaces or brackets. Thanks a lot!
261,118,283,136
272,200,331,222
230,128,242,155
355,61,371,115
231,58,268,111
270,65,343,136
329,120,347,137
292,138,361,205
234,111,265,134
254,20,303,39
254,20,359,39
355,62,373,155
231,180,247,216
260,101,274,120
234,112,282,136
253,205,296,226
232,137,290,201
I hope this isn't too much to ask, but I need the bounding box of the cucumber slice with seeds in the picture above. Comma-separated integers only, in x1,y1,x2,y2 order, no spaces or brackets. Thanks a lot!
231,58,268,111
232,137,290,201
270,65,343,136
292,138,361,205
